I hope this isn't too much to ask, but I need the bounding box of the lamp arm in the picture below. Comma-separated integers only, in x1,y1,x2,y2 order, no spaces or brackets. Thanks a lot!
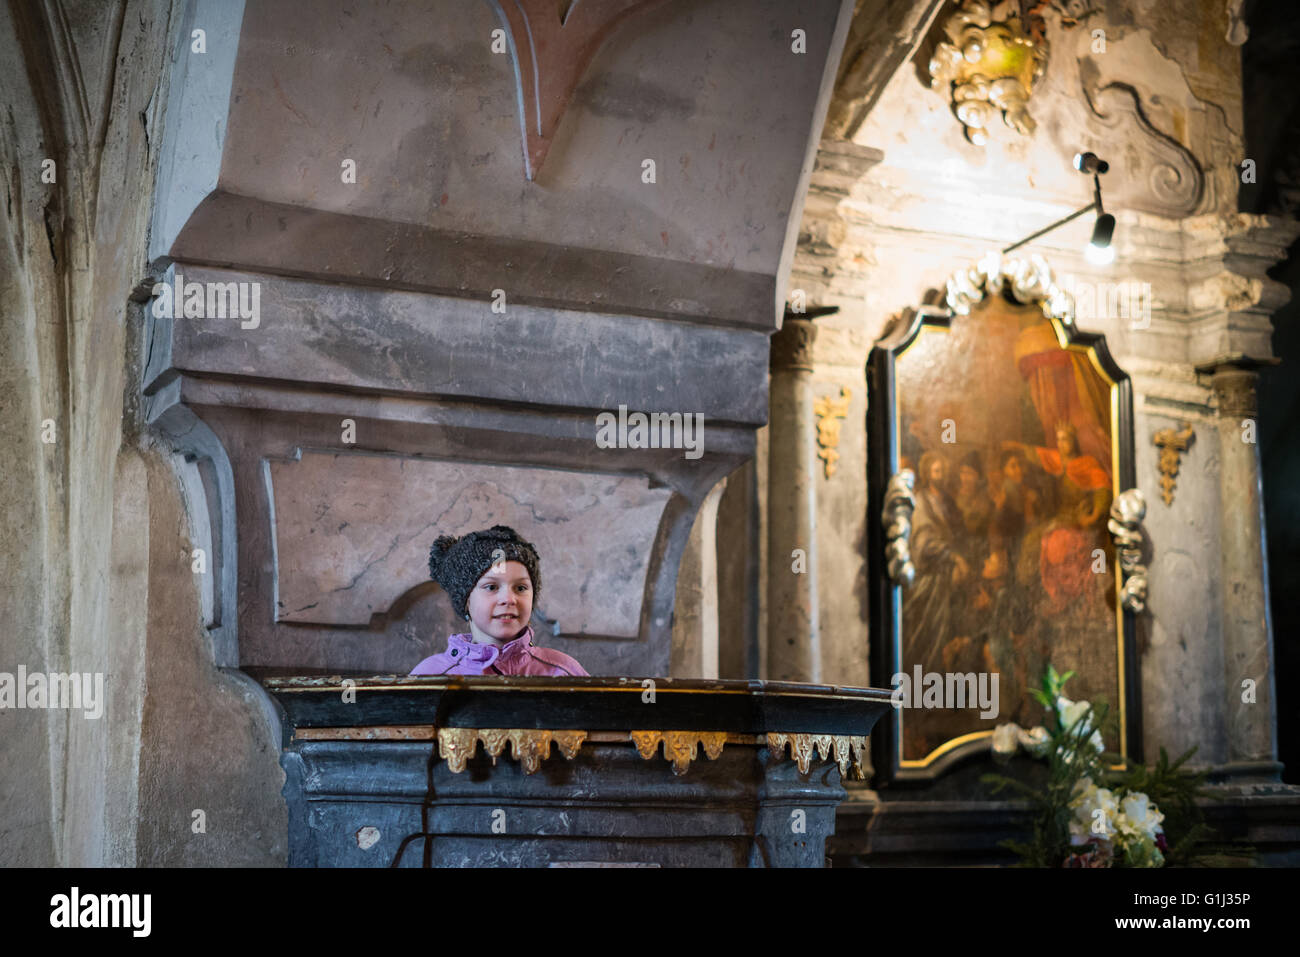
1001,200,1098,255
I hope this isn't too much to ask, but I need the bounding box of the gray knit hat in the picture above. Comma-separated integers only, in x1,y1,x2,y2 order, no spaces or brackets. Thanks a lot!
428,525,541,621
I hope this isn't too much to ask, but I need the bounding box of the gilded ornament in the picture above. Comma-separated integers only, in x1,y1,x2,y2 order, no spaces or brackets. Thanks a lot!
437,727,480,774
928,0,1048,146
437,728,587,775
630,730,729,775
1152,423,1194,506
508,729,553,775
814,387,852,478
766,732,869,779
552,729,588,760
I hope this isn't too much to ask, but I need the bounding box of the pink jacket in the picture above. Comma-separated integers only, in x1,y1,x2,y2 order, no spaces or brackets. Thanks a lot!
408,626,588,677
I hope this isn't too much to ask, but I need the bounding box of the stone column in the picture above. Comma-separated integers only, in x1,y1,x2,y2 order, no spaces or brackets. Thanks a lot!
1210,364,1282,780
767,318,821,682
762,139,883,686
671,477,729,679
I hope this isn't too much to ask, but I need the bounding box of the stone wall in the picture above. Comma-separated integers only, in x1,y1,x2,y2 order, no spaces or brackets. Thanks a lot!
1,0,283,866
742,0,1298,781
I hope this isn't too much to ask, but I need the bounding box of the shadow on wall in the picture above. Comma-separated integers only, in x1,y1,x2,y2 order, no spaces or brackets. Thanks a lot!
1258,235,1300,788
1245,0,1300,787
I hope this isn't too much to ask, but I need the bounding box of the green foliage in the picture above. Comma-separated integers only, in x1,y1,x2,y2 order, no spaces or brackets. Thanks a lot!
982,666,1247,868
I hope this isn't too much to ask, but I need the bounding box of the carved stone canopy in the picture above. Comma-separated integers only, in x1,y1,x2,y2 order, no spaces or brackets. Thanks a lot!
142,0,854,679
492,0,668,180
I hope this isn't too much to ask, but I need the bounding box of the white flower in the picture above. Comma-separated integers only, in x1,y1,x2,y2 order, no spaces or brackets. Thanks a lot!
1057,696,1092,735
1068,777,1118,842
991,723,1021,761
1117,791,1165,842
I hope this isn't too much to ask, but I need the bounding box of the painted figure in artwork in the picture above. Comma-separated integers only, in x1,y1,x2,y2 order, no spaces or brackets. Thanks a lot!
894,299,1120,760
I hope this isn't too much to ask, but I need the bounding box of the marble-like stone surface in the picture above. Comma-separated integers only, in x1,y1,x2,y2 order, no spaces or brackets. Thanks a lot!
268,451,670,638
1135,404,1227,766
147,264,773,426
284,740,845,868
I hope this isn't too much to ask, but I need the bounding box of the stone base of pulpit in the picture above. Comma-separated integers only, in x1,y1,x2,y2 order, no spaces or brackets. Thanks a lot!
283,739,847,867
266,676,892,868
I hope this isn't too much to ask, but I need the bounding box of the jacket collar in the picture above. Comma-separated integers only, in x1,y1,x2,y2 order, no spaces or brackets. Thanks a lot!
447,626,535,661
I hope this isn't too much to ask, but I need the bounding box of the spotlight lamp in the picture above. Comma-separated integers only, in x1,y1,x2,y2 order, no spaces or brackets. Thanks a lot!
1073,151,1110,174
1087,213,1116,265
1003,152,1117,265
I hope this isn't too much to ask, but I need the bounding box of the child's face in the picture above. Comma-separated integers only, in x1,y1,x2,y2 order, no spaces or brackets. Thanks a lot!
466,560,534,642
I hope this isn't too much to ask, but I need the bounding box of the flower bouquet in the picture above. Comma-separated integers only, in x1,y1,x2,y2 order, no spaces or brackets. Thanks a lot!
983,665,1234,867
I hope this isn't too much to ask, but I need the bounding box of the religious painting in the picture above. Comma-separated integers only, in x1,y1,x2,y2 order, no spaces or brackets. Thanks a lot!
868,256,1141,784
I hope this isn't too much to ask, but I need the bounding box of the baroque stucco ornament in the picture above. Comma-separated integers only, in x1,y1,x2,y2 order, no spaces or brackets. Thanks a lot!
945,251,1076,323
1107,488,1149,613
882,469,917,586
929,0,1048,146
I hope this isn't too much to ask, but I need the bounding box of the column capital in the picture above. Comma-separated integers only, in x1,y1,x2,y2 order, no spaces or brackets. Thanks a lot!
1205,362,1264,418
770,316,819,373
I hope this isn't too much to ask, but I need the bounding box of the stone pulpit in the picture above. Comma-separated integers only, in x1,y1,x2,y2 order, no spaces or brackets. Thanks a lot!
267,676,891,866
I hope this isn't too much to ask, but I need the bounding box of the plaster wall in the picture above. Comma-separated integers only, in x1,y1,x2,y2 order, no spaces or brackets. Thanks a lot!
755,0,1295,768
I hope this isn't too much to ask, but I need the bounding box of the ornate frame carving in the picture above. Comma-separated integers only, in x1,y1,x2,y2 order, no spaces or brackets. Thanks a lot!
867,253,1143,786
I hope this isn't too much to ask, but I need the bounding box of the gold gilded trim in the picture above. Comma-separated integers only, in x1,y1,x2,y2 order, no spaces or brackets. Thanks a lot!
294,726,868,777
630,730,729,775
766,733,868,779
553,729,587,760
1153,422,1195,505
436,728,590,775
268,680,893,706
900,730,991,768
292,726,438,741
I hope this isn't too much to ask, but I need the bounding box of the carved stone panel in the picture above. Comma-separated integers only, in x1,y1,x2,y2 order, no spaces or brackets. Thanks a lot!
266,451,670,638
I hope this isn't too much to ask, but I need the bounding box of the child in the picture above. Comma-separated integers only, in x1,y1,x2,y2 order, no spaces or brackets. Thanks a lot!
408,525,588,677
